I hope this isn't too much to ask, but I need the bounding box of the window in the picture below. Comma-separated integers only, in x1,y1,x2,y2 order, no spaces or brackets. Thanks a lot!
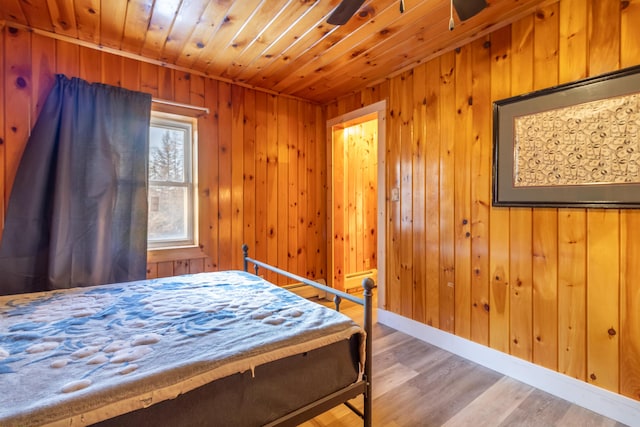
147,112,197,249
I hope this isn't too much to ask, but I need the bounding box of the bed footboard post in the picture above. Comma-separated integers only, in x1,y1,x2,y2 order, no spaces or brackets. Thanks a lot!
242,244,249,272
333,294,342,312
362,277,374,427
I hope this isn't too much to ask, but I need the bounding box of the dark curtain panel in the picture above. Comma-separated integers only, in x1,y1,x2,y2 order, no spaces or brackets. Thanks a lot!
0,75,151,295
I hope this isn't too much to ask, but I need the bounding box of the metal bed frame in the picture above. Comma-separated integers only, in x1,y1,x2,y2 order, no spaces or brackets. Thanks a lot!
242,244,373,427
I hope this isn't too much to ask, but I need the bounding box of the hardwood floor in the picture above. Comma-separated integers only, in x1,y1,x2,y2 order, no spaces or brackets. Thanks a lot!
301,296,628,427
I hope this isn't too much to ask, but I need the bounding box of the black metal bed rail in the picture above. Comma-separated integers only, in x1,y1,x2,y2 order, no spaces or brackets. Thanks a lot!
243,245,365,309
242,244,373,427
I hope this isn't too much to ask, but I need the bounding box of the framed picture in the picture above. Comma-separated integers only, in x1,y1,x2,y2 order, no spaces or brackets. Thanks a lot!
492,65,640,208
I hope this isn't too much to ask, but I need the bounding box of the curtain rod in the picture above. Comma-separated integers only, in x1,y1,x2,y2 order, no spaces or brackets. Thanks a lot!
152,98,210,115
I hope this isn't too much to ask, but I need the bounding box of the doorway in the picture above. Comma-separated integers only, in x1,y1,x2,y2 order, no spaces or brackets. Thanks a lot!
327,101,386,306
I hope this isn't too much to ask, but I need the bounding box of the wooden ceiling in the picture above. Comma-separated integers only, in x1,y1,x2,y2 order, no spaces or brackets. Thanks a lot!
0,0,554,104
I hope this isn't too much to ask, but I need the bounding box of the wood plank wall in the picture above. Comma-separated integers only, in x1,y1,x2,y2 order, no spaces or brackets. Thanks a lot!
344,120,378,275
0,25,326,285
326,0,640,402
332,119,378,290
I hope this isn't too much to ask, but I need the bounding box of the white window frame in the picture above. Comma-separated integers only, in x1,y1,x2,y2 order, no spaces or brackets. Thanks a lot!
147,111,198,250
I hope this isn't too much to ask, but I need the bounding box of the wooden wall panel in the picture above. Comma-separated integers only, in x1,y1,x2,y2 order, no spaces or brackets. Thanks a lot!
438,51,455,334
31,34,55,119
305,102,316,279
332,124,345,290
470,36,491,347
508,15,534,363
312,104,326,280
424,58,441,328
217,82,233,270
346,127,357,273
173,259,189,276
55,38,79,78
189,75,205,107
243,88,257,265
328,0,640,404
532,2,559,371
140,62,159,98
231,85,244,270
620,210,640,401
158,67,174,100
557,0,587,382
287,98,298,278
276,98,289,285
297,102,308,278
4,26,31,206
586,211,619,392
201,77,219,270
387,76,402,312
266,94,279,284
412,63,427,324
174,72,190,104
399,70,413,318
363,120,378,272
254,91,268,272
622,0,640,69
354,130,363,271
453,45,472,340
488,25,512,354
122,58,140,92
157,261,173,278
101,49,123,87
588,0,620,76
585,0,621,395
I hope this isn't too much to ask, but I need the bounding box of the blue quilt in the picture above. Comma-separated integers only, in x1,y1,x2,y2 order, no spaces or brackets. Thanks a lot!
0,270,362,426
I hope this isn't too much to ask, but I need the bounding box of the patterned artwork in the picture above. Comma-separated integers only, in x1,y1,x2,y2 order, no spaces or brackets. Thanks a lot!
513,93,640,187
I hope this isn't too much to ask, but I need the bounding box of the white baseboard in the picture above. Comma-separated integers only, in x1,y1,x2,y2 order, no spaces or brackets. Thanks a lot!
344,269,377,291
377,309,640,427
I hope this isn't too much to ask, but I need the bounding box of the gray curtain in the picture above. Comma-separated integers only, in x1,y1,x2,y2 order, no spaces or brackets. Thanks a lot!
0,74,151,295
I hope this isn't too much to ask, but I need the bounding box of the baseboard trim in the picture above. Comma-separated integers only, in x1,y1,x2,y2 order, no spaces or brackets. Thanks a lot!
377,309,640,426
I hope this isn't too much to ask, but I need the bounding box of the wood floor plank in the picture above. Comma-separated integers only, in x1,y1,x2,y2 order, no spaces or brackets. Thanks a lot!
376,336,452,374
403,359,502,425
557,405,628,427
372,361,420,399
442,376,534,427
303,294,627,426
498,388,572,426
371,327,415,356
374,383,425,427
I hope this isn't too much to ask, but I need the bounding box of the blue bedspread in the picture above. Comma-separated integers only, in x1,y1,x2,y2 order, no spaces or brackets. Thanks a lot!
0,270,362,426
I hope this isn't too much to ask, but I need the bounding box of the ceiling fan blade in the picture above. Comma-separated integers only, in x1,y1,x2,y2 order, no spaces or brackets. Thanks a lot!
452,0,488,21
327,0,366,25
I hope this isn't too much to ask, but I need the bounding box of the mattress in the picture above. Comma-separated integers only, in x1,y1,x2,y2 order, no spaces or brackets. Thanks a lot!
0,270,364,426
93,336,361,426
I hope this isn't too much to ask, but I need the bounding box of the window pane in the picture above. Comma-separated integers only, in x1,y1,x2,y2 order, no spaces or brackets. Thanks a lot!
149,127,185,182
147,112,196,250
148,185,190,242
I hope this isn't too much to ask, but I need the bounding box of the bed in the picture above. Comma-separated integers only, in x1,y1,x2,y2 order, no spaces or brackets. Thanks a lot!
0,245,373,426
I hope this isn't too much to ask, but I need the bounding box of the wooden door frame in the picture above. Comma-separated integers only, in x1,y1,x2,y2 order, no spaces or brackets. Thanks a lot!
326,100,386,308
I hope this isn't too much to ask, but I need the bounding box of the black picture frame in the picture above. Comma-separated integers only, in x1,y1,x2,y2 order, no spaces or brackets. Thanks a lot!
492,65,640,208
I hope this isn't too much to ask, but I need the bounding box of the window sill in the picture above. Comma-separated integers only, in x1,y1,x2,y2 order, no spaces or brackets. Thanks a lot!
147,246,206,263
